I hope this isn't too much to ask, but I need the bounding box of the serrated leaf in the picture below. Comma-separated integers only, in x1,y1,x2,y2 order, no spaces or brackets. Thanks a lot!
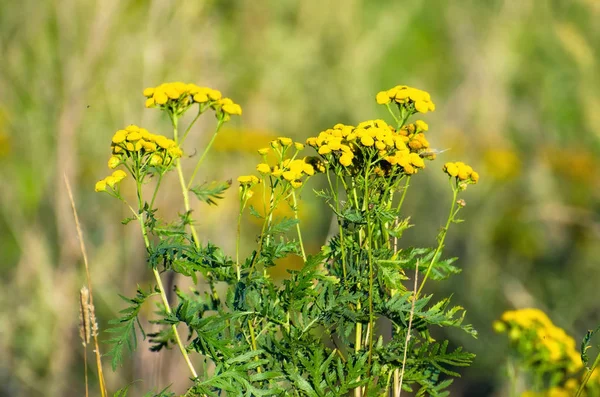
190,180,232,206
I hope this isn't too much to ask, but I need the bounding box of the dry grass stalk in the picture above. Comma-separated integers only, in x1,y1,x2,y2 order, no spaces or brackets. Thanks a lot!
65,174,108,397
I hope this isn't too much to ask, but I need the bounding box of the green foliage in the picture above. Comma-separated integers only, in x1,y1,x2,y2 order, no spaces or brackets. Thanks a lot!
190,180,232,206
99,82,478,396
105,287,157,371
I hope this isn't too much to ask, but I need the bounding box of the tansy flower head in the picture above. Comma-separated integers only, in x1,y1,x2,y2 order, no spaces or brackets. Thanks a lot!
376,85,435,114
278,137,293,147
108,156,121,169
95,180,107,192
144,82,239,119
237,175,260,186
256,163,271,174
443,161,478,184
111,170,127,182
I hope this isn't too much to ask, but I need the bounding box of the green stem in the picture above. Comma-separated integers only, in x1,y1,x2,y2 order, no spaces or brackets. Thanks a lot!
187,120,224,190
395,177,411,215
180,105,206,145
170,113,219,303
291,191,306,262
576,353,600,397
149,173,164,210
416,181,459,298
235,204,243,281
135,177,198,379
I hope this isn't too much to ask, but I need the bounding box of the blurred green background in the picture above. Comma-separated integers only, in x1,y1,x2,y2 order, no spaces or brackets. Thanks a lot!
1,0,600,396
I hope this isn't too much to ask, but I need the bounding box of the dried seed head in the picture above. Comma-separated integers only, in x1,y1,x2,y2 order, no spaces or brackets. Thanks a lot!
79,286,91,345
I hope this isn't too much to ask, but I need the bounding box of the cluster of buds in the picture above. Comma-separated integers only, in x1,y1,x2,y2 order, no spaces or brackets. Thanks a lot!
443,161,479,184
306,120,429,177
110,124,183,170
143,82,242,119
376,85,436,114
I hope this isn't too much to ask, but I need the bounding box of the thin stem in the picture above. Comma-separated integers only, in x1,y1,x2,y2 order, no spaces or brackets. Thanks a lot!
135,177,198,379
247,319,262,373
176,160,201,245
180,106,205,145
416,182,459,297
149,173,164,210
397,260,420,397
291,191,307,262
64,176,108,397
576,353,600,397
235,206,243,281
83,345,89,397
170,113,220,302
395,177,411,215
327,170,346,278
187,120,224,190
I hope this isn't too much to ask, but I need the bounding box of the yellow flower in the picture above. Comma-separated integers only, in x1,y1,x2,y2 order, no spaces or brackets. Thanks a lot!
258,147,270,155
165,85,180,99
126,132,141,141
444,162,459,177
415,120,429,131
143,87,155,97
256,163,271,174
360,135,375,147
153,91,168,105
95,180,107,192
105,176,118,188
471,171,480,183
112,170,127,182
208,89,222,100
154,135,171,149
409,153,425,168
149,154,163,166
282,171,297,181
294,142,304,150
168,146,183,158
339,154,353,166
194,93,209,103
238,175,259,185
290,180,302,189
145,97,155,108
142,141,157,152
222,103,242,115
318,145,332,155
302,162,315,176
376,91,391,105
108,156,120,169
278,137,293,147
112,130,127,144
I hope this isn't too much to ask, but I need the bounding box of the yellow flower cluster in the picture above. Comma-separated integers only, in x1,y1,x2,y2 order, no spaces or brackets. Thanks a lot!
110,124,183,167
443,162,480,183
254,138,316,189
306,119,430,176
494,308,582,372
95,170,127,192
237,175,260,187
375,85,436,114
143,82,242,117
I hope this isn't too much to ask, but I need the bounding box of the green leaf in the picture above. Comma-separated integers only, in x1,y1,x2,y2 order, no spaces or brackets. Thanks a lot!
190,180,232,205
105,287,156,371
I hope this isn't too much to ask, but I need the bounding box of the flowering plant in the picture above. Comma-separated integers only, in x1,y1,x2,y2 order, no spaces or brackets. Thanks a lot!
92,81,480,396
494,309,600,397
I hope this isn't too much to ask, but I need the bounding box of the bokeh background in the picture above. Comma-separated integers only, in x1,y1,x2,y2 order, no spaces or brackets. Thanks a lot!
1,0,600,396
